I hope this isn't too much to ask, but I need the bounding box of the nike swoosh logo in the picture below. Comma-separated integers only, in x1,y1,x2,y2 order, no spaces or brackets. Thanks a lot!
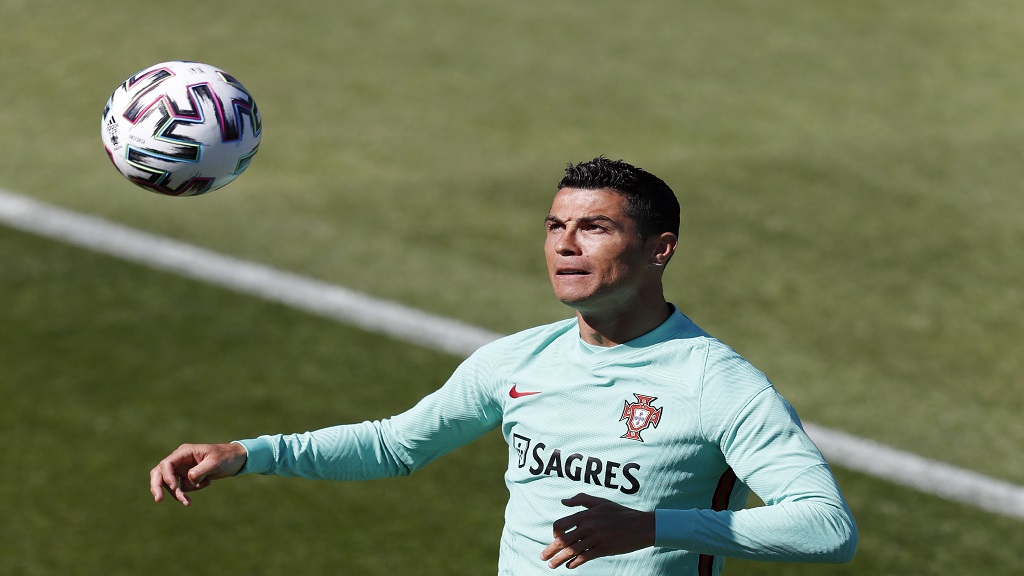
509,384,542,399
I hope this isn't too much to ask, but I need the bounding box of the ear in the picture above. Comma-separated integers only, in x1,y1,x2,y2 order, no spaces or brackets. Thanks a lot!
647,232,678,267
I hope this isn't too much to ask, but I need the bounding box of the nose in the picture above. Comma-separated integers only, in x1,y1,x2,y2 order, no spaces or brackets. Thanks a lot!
554,228,581,256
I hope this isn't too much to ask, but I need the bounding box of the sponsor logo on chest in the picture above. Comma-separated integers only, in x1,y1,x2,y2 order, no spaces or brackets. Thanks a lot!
512,432,642,495
509,389,668,494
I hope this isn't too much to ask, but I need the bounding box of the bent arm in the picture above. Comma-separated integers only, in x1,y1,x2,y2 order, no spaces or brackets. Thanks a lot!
655,464,857,563
657,349,857,563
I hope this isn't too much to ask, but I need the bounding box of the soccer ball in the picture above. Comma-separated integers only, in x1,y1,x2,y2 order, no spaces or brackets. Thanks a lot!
101,61,262,197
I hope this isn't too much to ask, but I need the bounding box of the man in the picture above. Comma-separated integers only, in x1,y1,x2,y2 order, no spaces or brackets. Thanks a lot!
151,157,857,575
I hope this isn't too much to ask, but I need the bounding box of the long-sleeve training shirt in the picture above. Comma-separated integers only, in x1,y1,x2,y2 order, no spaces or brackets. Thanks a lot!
236,306,857,575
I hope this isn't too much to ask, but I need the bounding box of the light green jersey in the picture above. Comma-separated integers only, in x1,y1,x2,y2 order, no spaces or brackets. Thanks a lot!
237,306,856,575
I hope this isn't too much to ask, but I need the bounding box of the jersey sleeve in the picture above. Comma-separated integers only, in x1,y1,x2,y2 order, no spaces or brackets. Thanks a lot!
234,341,506,481
654,343,858,563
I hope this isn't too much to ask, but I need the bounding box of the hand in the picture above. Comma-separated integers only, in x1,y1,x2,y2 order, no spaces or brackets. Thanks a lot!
149,442,247,506
540,493,655,569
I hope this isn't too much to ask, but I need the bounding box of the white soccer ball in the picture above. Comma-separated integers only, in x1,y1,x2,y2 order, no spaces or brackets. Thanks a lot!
101,61,262,197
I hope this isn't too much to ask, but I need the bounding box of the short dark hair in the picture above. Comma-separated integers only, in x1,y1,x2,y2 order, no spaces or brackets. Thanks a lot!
557,157,680,240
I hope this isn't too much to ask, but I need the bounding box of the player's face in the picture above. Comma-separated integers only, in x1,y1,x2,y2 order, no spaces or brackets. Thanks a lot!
545,188,659,313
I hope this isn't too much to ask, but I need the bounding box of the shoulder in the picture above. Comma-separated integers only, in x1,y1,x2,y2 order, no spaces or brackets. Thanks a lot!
641,310,760,383
664,314,773,416
446,317,577,405
469,316,578,362
701,338,770,387
667,310,768,387
692,337,802,447
692,339,775,427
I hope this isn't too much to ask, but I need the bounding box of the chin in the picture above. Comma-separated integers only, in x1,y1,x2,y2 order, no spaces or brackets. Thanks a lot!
554,291,600,312
552,285,588,303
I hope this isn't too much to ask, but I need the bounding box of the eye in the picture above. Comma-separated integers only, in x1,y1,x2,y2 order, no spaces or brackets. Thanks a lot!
545,220,564,232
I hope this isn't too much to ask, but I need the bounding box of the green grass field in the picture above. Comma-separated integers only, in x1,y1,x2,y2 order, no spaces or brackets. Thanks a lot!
2,1,1023,574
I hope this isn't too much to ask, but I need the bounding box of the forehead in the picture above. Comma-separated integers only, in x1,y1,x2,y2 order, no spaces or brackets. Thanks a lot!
549,187,629,218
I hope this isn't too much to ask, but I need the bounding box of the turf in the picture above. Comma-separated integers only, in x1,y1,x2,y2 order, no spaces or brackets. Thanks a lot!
0,225,505,575
2,0,1022,573
4,227,1023,575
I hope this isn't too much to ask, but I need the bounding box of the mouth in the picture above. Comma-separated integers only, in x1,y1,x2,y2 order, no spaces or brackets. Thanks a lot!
556,269,590,276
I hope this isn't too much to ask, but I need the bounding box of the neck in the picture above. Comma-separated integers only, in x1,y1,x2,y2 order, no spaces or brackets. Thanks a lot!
576,300,672,347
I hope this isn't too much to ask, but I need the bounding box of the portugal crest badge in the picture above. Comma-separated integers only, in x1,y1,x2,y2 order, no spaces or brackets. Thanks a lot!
620,394,662,442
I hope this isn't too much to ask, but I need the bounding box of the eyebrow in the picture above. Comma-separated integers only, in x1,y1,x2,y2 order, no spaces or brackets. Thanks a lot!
545,214,620,227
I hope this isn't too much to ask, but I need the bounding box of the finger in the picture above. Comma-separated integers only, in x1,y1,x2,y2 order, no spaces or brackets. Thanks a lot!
149,467,165,502
155,459,193,506
552,512,578,536
186,455,220,485
561,492,608,508
540,533,571,561
540,538,562,562
151,468,192,506
172,482,193,506
154,460,180,497
547,549,574,569
547,535,598,569
541,525,582,561
542,523,591,560
566,545,600,569
544,541,576,569
178,475,207,493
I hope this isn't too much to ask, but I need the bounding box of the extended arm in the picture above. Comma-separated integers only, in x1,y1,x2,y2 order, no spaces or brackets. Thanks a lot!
235,350,503,481
150,346,504,503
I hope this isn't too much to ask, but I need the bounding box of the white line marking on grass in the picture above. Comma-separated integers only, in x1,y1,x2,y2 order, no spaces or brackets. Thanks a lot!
804,423,1024,520
0,189,498,357
2,187,1023,521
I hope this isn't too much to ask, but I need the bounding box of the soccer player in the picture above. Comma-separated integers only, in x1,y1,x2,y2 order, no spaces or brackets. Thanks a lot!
150,157,857,575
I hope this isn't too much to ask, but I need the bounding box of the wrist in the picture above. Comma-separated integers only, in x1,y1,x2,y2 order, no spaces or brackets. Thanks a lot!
653,508,697,549
227,441,248,475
